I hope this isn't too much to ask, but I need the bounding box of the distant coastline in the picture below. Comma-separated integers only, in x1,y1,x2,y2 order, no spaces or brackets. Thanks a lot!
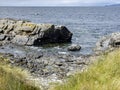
106,4,120,7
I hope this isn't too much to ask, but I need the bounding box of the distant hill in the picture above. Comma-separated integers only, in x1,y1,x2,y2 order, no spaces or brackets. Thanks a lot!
106,4,120,6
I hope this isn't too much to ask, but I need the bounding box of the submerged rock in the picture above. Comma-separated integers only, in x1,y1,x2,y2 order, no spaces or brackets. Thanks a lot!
67,44,81,51
0,18,72,46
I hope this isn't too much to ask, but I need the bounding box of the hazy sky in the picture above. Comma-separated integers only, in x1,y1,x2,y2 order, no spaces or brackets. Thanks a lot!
0,0,120,6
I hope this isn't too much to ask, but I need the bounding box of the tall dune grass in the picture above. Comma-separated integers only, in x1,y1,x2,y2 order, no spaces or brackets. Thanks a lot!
0,56,39,90
51,49,120,90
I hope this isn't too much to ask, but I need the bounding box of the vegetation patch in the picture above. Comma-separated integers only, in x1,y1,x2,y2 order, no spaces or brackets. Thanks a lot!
51,49,120,90
0,55,39,90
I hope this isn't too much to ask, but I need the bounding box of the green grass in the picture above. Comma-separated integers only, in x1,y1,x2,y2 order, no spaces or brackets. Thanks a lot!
0,56,40,90
51,49,120,90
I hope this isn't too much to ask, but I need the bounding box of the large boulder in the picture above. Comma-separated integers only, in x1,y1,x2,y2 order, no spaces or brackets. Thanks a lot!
0,18,72,46
95,32,120,52
35,25,72,45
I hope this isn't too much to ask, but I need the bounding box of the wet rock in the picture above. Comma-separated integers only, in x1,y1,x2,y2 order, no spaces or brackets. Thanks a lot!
34,25,72,45
54,26,73,42
67,44,81,51
95,32,120,52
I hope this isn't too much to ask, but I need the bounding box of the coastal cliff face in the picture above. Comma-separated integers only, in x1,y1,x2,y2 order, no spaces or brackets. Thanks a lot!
0,18,72,46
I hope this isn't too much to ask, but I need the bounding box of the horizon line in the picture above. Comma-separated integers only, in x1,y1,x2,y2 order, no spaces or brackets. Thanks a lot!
0,3,120,7
0,5,110,7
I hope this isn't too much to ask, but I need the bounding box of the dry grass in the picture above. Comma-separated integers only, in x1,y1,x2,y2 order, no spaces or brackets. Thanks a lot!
0,55,40,90
51,49,120,90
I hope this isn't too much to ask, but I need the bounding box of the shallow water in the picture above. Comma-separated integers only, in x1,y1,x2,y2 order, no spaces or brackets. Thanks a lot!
0,6,120,55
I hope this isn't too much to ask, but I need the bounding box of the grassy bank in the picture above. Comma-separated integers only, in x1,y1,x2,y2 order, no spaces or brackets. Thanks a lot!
51,49,120,90
0,56,39,90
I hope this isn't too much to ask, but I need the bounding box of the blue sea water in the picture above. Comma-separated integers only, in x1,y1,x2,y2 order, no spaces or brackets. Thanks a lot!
0,6,120,55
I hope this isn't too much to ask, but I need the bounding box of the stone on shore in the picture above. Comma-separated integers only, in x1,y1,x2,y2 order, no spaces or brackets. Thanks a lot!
67,44,81,51
95,32,120,52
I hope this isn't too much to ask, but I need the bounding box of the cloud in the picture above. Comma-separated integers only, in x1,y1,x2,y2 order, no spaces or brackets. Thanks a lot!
0,0,120,6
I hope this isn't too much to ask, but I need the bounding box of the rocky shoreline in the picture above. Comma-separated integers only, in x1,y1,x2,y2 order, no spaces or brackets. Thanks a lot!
0,18,120,89
0,18,85,89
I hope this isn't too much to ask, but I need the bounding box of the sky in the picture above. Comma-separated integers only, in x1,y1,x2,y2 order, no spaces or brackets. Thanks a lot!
0,0,120,6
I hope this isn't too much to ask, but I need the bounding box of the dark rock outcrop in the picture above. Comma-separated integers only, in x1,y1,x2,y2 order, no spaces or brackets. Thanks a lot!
0,18,72,46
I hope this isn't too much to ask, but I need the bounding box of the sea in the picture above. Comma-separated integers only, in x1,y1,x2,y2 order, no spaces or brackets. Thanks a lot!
0,6,120,55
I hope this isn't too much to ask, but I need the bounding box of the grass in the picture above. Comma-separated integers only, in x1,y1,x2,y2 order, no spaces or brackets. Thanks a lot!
51,49,120,90
0,55,40,90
